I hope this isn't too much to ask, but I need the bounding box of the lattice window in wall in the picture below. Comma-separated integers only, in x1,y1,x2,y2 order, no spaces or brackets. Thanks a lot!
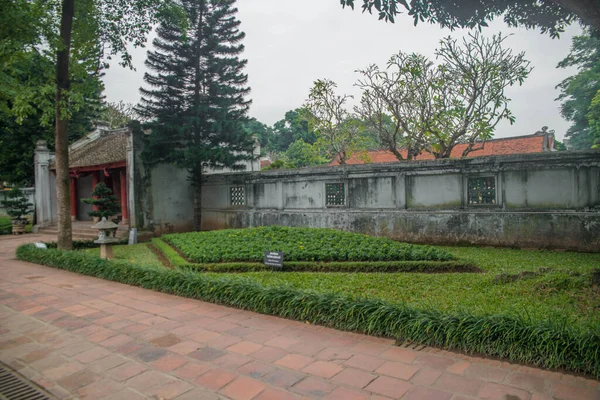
326,183,345,206
467,177,496,205
230,186,245,206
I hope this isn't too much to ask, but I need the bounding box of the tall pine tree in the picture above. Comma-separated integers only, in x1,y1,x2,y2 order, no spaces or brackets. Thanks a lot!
138,0,254,231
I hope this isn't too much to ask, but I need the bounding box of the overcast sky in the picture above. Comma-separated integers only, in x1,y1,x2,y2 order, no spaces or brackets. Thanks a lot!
102,0,582,141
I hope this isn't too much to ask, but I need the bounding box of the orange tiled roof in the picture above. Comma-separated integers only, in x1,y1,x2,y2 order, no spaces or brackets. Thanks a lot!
331,134,552,165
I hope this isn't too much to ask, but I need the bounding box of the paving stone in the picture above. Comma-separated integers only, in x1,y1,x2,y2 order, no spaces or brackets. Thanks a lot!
189,346,226,361
478,382,530,400
292,376,337,397
275,354,314,370
331,367,377,388
506,372,547,394
144,378,194,399
302,360,344,379
237,360,277,379
195,368,237,391
56,369,98,391
227,340,263,355
375,361,420,380
150,353,188,372
263,368,306,388
364,376,412,398
250,346,288,362
434,373,483,396
219,376,267,400
133,346,168,362
325,386,370,400
404,386,453,400
344,353,385,371
106,361,148,381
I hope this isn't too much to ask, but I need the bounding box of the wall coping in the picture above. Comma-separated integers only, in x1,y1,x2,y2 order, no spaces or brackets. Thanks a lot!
203,150,600,182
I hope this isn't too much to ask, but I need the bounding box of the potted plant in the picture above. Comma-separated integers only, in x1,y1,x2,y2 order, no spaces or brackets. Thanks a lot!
82,182,121,235
0,187,34,235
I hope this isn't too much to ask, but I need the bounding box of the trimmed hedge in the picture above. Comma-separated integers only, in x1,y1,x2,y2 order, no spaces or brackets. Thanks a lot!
45,239,128,250
163,226,454,263
16,244,600,378
152,238,479,273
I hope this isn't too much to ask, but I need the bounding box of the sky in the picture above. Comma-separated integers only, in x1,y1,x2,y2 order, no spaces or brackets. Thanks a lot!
101,0,582,142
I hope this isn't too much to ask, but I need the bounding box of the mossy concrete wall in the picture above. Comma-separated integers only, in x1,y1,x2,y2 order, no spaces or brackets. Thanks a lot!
199,151,600,251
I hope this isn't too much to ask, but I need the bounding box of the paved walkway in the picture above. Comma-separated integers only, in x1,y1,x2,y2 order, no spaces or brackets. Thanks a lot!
0,235,598,400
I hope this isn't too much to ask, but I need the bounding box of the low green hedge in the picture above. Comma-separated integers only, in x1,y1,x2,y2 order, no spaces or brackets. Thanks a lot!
16,244,600,378
152,238,478,273
163,226,454,263
45,239,128,250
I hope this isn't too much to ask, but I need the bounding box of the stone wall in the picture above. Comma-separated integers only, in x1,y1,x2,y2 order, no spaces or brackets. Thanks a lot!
198,151,600,251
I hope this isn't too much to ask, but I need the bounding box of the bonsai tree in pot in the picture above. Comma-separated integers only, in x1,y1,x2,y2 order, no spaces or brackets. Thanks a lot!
82,182,121,229
1,187,34,235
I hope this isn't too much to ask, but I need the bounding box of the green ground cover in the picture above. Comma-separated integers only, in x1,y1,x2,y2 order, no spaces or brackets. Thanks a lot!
162,226,453,263
156,235,598,329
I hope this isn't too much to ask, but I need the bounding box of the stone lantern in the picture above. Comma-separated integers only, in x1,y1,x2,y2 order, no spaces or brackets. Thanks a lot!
92,217,120,259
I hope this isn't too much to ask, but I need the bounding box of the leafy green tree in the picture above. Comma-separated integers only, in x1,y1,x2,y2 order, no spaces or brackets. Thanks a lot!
356,32,531,159
556,29,600,150
81,182,120,220
242,118,274,153
272,109,318,152
283,139,328,168
340,0,597,35
587,89,600,148
2,0,167,249
138,0,255,231
0,48,103,186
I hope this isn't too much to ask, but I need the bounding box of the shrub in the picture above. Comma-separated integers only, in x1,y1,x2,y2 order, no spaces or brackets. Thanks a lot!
163,226,454,263
1,187,33,222
44,239,127,250
152,238,476,273
81,182,120,220
16,244,600,378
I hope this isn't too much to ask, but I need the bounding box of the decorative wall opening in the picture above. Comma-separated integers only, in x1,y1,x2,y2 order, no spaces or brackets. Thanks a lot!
326,183,345,206
467,176,496,205
230,186,245,206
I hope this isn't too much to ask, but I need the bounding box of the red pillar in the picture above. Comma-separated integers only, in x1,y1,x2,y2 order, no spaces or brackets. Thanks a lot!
120,169,128,223
91,171,100,212
70,176,77,221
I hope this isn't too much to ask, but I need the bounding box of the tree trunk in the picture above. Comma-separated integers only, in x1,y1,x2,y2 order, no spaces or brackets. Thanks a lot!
55,0,75,250
193,167,202,231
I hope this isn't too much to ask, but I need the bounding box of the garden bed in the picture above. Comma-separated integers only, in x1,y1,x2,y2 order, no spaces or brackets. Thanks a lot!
152,237,478,273
15,243,600,378
162,226,454,263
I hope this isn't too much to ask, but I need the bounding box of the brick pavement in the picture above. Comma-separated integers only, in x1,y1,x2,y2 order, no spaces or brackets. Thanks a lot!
0,234,598,400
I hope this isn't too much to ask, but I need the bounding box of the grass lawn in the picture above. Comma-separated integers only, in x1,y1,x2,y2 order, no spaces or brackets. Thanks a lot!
86,243,164,268
227,246,600,330
115,234,600,332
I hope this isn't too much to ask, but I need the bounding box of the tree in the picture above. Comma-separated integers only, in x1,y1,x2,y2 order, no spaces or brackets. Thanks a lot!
1,187,34,223
283,139,328,168
0,45,104,186
138,0,255,232
303,79,365,164
556,28,600,149
272,109,318,152
340,0,598,35
101,101,138,129
587,89,600,148
81,182,120,220
356,32,531,159
356,53,439,160
242,118,274,153
2,0,168,249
